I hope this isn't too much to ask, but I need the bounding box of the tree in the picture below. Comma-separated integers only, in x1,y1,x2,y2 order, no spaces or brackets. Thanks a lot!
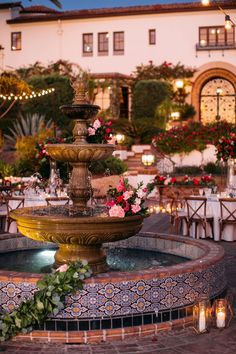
132,80,172,119
0,72,31,119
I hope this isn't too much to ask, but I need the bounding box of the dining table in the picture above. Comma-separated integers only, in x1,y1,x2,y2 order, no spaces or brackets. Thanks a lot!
183,195,236,242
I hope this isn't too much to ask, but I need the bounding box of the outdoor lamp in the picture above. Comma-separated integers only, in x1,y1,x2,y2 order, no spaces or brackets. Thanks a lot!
225,15,232,30
193,297,211,334
141,154,155,167
212,298,233,330
115,133,125,145
170,112,180,120
175,79,184,89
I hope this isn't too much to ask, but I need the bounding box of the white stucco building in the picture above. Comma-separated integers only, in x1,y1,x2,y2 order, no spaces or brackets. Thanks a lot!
0,0,236,121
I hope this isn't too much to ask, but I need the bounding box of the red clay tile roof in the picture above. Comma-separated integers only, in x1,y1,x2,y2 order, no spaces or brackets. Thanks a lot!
6,1,236,24
20,5,60,14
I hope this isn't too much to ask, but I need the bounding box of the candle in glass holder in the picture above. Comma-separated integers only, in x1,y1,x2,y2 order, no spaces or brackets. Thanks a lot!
199,309,206,332
216,310,226,328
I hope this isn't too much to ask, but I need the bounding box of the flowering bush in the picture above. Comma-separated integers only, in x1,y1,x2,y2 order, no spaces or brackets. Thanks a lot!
147,174,215,192
152,121,236,155
106,178,149,218
215,133,236,162
87,117,112,144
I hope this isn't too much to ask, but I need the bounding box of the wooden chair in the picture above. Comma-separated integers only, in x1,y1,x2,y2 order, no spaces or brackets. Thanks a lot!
185,197,214,239
5,196,25,232
219,198,236,240
169,197,188,235
45,197,70,206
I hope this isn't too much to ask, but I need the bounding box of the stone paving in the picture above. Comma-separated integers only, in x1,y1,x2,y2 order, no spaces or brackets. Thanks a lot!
0,213,236,353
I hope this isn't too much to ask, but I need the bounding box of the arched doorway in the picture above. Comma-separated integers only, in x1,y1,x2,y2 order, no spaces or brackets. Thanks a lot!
200,77,236,124
191,67,236,123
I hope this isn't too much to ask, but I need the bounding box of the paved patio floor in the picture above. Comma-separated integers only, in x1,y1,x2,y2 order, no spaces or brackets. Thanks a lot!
0,213,236,354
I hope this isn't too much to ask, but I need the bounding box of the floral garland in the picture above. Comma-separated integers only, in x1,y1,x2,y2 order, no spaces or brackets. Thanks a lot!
215,133,236,162
35,137,73,162
0,261,91,341
87,117,112,144
106,178,149,218
147,174,215,192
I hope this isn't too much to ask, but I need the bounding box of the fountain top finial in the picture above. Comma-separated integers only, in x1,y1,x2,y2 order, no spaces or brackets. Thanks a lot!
71,72,90,105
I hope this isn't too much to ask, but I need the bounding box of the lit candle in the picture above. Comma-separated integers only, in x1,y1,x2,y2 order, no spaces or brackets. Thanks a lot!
199,309,206,332
216,310,226,328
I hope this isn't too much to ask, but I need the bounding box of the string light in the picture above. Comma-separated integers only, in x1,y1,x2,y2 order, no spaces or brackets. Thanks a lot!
201,0,236,29
0,87,55,101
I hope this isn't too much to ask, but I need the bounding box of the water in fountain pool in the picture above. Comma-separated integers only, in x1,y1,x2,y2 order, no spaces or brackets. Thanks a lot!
0,248,189,273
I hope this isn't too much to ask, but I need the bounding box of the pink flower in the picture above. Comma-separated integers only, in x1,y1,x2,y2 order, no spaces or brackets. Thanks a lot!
106,200,115,207
131,204,141,214
88,127,96,136
124,201,130,212
56,264,68,273
93,119,101,130
109,205,125,218
123,190,133,200
117,180,126,192
137,189,145,198
164,177,171,185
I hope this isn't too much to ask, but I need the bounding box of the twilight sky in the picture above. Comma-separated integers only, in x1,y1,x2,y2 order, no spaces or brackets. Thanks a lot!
0,0,199,11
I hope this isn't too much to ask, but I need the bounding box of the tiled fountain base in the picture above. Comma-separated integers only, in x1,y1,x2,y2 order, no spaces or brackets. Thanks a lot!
0,232,226,343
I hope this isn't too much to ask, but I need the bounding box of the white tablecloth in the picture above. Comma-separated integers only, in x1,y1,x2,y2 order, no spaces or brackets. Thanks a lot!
184,196,236,241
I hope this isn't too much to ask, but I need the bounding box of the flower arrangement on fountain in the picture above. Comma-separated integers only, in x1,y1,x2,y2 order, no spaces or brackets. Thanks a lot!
106,178,149,218
147,174,215,192
215,133,236,162
87,117,112,144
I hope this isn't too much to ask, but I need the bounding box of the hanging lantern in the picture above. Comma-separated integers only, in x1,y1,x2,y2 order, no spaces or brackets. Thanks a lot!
193,297,211,334
212,298,233,330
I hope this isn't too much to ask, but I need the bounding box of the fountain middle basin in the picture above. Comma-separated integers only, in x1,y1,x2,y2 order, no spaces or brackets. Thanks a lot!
0,232,226,343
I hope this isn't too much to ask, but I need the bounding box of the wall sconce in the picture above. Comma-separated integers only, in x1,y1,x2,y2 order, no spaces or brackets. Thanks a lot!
115,133,125,145
193,297,211,334
225,15,232,30
212,298,233,330
141,154,155,167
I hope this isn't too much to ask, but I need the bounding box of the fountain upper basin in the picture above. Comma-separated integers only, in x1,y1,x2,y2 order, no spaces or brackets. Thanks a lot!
45,143,115,162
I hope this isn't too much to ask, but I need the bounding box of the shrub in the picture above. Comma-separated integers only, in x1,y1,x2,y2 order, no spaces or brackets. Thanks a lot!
203,162,226,175
0,160,15,178
173,165,203,176
89,156,127,176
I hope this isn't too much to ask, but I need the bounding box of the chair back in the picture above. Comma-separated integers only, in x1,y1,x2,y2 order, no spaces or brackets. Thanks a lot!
45,197,69,206
5,196,25,214
185,197,207,220
219,198,236,222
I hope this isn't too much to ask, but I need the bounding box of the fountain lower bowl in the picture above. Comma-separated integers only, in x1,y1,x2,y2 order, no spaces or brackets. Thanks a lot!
10,207,144,273
0,232,226,343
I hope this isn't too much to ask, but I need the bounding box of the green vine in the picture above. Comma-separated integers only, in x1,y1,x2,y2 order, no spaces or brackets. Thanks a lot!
0,261,92,341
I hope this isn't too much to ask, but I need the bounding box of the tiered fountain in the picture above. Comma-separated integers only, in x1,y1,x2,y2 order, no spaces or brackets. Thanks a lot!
11,77,144,274
1,77,226,343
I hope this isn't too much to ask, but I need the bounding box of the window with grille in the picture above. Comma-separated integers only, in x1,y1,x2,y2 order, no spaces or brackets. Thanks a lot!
82,33,93,56
11,32,21,51
149,29,156,45
198,26,235,49
113,31,124,55
98,32,109,55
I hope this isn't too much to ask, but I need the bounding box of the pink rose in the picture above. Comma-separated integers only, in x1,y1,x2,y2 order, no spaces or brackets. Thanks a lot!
56,264,68,273
131,204,141,214
117,180,126,192
123,190,133,200
106,200,115,207
124,201,130,212
137,189,145,198
93,119,101,130
88,127,96,136
109,205,125,218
